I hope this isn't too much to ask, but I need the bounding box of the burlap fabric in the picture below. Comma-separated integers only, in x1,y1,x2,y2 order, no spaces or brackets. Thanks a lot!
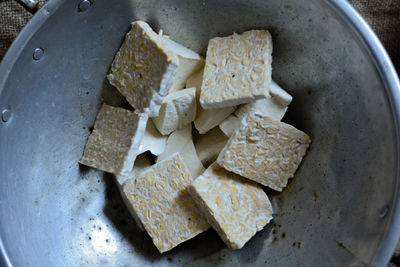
350,0,400,70
0,0,399,265
0,0,31,59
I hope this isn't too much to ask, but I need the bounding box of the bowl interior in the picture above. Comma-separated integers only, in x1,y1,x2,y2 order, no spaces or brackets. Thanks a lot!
0,0,398,266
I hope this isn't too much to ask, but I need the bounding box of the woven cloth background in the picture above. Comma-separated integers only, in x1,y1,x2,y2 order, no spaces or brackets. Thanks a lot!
0,0,399,265
350,0,400,70
0,0,31,59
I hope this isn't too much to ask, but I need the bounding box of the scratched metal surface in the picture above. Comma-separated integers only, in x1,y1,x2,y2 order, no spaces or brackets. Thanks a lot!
0,0,399,266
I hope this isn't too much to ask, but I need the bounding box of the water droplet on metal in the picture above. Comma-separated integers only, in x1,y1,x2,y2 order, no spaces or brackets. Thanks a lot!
78,0,92,12
1,109,11,123
379,205,389,218
33,48,44,60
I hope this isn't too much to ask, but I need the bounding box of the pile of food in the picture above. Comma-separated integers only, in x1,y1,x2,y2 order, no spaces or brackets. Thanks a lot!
79,21,311,253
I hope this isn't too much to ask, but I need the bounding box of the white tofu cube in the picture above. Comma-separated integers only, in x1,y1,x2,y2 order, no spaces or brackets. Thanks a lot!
123,153,210,253
194,106,236,134
151,87,197,135
163,37,204,93
138,119,167,156
186,68,203,115
200,30,273,109
157,124,205,178
186,68,204,90
79,104,148,175
269,80,292,106
219,115,241,137
217,113,311,191
189,164,273,249
193,127,228,167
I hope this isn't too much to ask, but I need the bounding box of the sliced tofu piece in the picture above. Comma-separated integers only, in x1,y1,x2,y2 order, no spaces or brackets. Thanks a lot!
138,120,167,156
123,153,210,253
80,104,148,175
219,115,241,137
151,87,197,135
163,37,204,93
107,21,203,117
217,113,311,191
115,153,153,232
269,80,292,107
189,164,273,249
186,68,203,115
107,21,179,116
186,68,204,90
157,124,204,178
193,127,228,167
194,106,236,134
200,30,273,109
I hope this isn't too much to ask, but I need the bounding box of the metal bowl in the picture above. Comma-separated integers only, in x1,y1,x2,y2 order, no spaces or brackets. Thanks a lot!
0,0,399,266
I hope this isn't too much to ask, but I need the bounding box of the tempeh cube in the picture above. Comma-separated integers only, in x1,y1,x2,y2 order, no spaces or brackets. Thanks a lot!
79,104,148,175
107,21,203,116
115,154,153,232
123,153,209,253
189,164,273,249
217,112,311,191
200,30,273,109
